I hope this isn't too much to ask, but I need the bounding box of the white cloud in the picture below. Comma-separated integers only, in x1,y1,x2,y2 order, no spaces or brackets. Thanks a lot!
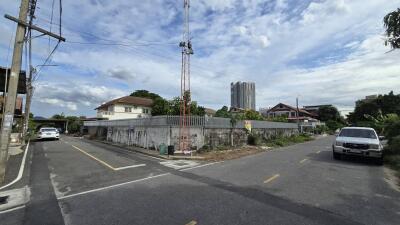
38,98,78,111
1,0,399,117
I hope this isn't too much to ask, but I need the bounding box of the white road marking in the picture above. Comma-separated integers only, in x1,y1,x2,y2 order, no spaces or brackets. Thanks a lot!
160,160,200,169
299,158,309,164
113,164,146,170
0,141,30,190
58,173,170,200
0,205,25,214
181,161,223,171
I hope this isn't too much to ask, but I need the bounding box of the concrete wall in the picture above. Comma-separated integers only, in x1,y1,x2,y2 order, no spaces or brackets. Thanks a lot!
87,125,298,151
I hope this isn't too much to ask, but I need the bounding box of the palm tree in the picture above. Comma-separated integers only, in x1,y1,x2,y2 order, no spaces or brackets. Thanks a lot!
384,8,400,49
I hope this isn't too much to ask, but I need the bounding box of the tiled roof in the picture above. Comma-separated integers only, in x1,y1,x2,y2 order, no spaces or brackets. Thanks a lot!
95,96,154,110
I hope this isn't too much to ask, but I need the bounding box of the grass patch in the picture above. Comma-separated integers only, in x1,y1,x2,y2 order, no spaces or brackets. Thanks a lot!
264,134,314,147
384,154,400,183
384,135,400,181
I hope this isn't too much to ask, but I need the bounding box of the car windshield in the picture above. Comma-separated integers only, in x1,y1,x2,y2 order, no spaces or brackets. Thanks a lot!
339,129,377,139
41,128,57,132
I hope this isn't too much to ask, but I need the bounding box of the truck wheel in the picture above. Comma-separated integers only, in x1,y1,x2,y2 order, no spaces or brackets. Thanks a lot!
333,152,341,160
375,157,383,166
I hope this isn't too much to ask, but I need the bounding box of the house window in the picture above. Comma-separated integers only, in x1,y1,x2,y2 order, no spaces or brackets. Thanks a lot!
142,108,149,114
125,107,132,112
133,106,137,109
291,112,296,117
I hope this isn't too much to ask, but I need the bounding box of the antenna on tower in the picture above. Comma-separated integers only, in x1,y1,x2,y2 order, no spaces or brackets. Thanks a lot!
179,0,193,154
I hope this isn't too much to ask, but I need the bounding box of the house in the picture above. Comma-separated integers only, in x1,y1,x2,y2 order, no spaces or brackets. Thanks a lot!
0,96,23,116
265,103,318,122
95,96,153,120
204,108,216,117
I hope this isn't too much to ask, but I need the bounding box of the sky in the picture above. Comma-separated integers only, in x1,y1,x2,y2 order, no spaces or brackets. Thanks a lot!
1,0,400,118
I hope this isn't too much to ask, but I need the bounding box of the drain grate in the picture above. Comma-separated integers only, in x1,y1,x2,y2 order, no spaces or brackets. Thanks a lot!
0,195,9,205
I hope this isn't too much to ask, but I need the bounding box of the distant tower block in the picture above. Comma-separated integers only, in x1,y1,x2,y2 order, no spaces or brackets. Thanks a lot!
231,81,256,110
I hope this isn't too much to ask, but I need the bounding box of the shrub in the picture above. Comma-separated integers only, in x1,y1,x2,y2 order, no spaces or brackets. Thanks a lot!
386,135,400,155
385,121,400,141
326,120,344,132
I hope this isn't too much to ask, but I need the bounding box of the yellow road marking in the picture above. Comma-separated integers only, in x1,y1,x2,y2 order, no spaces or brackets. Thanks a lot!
264,174,280,184
316,151,321,154
299,158,308,164
186,221,197,225
71,145,116,170
67,143,146,171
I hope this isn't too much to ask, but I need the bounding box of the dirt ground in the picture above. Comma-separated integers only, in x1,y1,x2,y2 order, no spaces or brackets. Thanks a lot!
196,146,272,162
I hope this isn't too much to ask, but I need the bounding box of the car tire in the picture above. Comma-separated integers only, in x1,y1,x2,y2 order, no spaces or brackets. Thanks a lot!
375,157,383,166
333,152,341,160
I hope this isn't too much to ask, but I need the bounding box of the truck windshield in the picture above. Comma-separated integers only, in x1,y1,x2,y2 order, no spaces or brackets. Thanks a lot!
339,129,377,139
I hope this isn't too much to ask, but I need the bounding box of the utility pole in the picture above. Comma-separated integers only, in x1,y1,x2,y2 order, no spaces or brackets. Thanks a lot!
296,97,301,133
0,0,65,183
22,0,36,144
0,0,30,183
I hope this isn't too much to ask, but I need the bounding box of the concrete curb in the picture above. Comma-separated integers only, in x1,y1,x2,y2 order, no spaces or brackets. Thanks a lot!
0,186,30,213
85,138,205,160
0,141,30,191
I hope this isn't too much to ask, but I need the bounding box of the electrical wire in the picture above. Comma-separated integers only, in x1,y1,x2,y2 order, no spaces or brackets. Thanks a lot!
33,41,60,82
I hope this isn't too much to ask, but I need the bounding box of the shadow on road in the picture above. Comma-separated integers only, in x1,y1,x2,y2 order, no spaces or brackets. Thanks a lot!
307,150,381,167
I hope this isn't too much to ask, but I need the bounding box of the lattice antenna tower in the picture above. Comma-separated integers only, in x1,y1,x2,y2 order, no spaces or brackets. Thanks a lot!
179,0,193,152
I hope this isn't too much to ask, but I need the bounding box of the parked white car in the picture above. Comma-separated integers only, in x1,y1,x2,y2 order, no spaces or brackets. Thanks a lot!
332,127,383,164
37,127,60,140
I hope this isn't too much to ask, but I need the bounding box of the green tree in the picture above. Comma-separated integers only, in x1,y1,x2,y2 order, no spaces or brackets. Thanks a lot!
215,106,231,118
318,105,340,122
348,91,400,124
236,110,264,121
52,113,65,119
130,90,161,100
151,97,170,116
384,8,400,49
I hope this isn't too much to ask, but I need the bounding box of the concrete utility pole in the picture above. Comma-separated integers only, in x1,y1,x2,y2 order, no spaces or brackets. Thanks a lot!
0,0,30,183
296,97,301,133
22,0,35,144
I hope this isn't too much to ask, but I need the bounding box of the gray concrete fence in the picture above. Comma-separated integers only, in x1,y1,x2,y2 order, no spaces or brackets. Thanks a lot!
84,116,298,151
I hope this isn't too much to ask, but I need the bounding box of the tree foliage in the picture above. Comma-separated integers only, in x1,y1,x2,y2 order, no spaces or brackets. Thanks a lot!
318,105,341,122
384,8,400,49
348,91,400,123
236,110,264,121
130,90,205,116
130,90,161,100
215,106,230,118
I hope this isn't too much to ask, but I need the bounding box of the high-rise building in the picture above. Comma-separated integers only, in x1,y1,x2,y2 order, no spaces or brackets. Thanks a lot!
230,81,256,110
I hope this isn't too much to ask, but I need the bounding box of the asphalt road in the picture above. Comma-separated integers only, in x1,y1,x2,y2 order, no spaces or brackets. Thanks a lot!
1,135,399,225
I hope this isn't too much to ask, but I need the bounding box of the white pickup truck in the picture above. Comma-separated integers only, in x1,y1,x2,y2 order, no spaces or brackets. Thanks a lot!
332,127,384,165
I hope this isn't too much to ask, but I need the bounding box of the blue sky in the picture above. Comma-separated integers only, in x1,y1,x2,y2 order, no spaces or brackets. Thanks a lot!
1,0,400,117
